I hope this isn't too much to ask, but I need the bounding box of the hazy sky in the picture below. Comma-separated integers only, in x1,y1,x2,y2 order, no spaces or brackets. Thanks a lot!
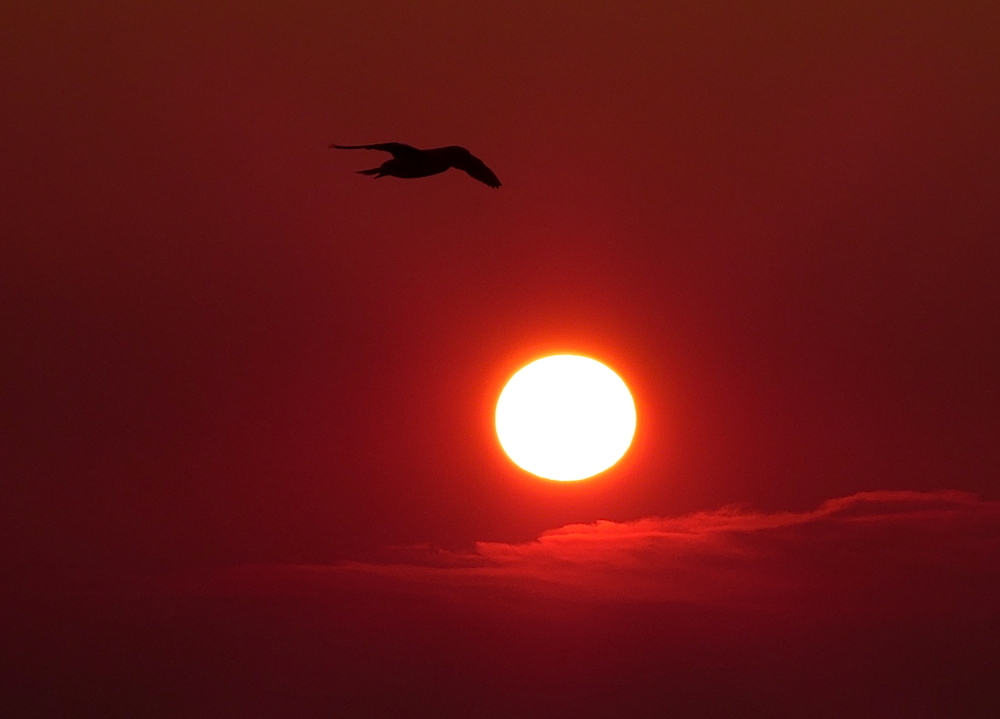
2,1,999,715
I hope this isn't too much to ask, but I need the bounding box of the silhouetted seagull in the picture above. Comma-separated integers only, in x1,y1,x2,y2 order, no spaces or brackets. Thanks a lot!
330,142,502,188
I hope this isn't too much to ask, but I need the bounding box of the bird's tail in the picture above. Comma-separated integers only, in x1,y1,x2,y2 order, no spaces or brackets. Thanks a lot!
356,168,383,177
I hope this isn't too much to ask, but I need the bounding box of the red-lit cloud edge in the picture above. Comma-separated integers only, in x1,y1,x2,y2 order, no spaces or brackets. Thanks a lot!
180,490,1000,618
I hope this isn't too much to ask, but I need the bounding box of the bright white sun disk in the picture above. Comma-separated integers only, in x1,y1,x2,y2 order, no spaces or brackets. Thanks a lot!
495,355,636,481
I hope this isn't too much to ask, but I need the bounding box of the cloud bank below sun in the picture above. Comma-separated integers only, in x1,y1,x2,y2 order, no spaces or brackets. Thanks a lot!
16,490,1000,718
197,490,1000,618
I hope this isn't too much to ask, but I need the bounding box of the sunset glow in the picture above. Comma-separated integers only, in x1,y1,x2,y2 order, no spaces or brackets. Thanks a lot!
7,2,998,715
495,355,636,481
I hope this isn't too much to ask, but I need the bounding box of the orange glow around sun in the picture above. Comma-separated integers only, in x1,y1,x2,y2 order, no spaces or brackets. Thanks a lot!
495,355,636,481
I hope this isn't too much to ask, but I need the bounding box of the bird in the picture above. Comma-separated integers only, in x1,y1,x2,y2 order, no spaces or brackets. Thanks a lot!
329,142,502,188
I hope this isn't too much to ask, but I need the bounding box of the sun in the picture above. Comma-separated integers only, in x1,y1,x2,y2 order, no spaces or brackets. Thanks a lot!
495,355,637,481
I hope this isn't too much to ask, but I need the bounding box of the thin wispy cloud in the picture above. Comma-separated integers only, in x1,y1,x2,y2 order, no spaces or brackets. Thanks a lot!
41,490,1000,719
203,490,1000,616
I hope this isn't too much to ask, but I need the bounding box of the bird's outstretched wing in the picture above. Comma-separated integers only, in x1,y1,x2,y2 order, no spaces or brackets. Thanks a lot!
452,152,502,188
329,142,420,159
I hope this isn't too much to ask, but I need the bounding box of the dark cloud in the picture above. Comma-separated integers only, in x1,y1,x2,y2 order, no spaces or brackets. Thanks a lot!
8,491,1000,718
197,490,1000,616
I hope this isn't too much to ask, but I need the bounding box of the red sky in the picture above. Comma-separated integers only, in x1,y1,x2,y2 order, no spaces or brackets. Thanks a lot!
2,1,999,716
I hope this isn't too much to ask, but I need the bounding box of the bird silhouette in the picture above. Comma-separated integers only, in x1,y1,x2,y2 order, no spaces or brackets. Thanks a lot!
330,142,502,188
